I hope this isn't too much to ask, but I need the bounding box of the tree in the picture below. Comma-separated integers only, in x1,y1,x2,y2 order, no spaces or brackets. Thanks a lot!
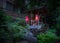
47,0,60,36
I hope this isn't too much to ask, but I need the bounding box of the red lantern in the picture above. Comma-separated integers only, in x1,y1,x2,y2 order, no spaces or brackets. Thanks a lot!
25,16,29,22
35,15,39,21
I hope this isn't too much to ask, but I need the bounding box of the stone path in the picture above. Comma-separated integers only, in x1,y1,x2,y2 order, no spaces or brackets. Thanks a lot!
16,41,28,43
16,29,37,43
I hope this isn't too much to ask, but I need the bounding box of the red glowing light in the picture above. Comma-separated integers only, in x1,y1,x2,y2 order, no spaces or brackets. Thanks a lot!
25,16,29,22
35,15,39,21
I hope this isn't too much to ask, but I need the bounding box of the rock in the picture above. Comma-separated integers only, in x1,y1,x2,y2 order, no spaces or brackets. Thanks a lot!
24,31,37,43
16,41,28,43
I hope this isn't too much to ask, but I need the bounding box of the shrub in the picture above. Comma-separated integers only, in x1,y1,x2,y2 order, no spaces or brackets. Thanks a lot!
37,29,58,43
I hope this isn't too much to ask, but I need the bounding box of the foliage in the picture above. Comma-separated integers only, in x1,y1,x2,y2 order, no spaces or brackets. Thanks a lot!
7,17,29,41
8,23,24,40
6,16,12,23
14,0,40,10
14,0,24,7
0,9,6,25
37,29,59,43
0,9,13,43
0,9,28,43
55,23,60,29
18,20,26,25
